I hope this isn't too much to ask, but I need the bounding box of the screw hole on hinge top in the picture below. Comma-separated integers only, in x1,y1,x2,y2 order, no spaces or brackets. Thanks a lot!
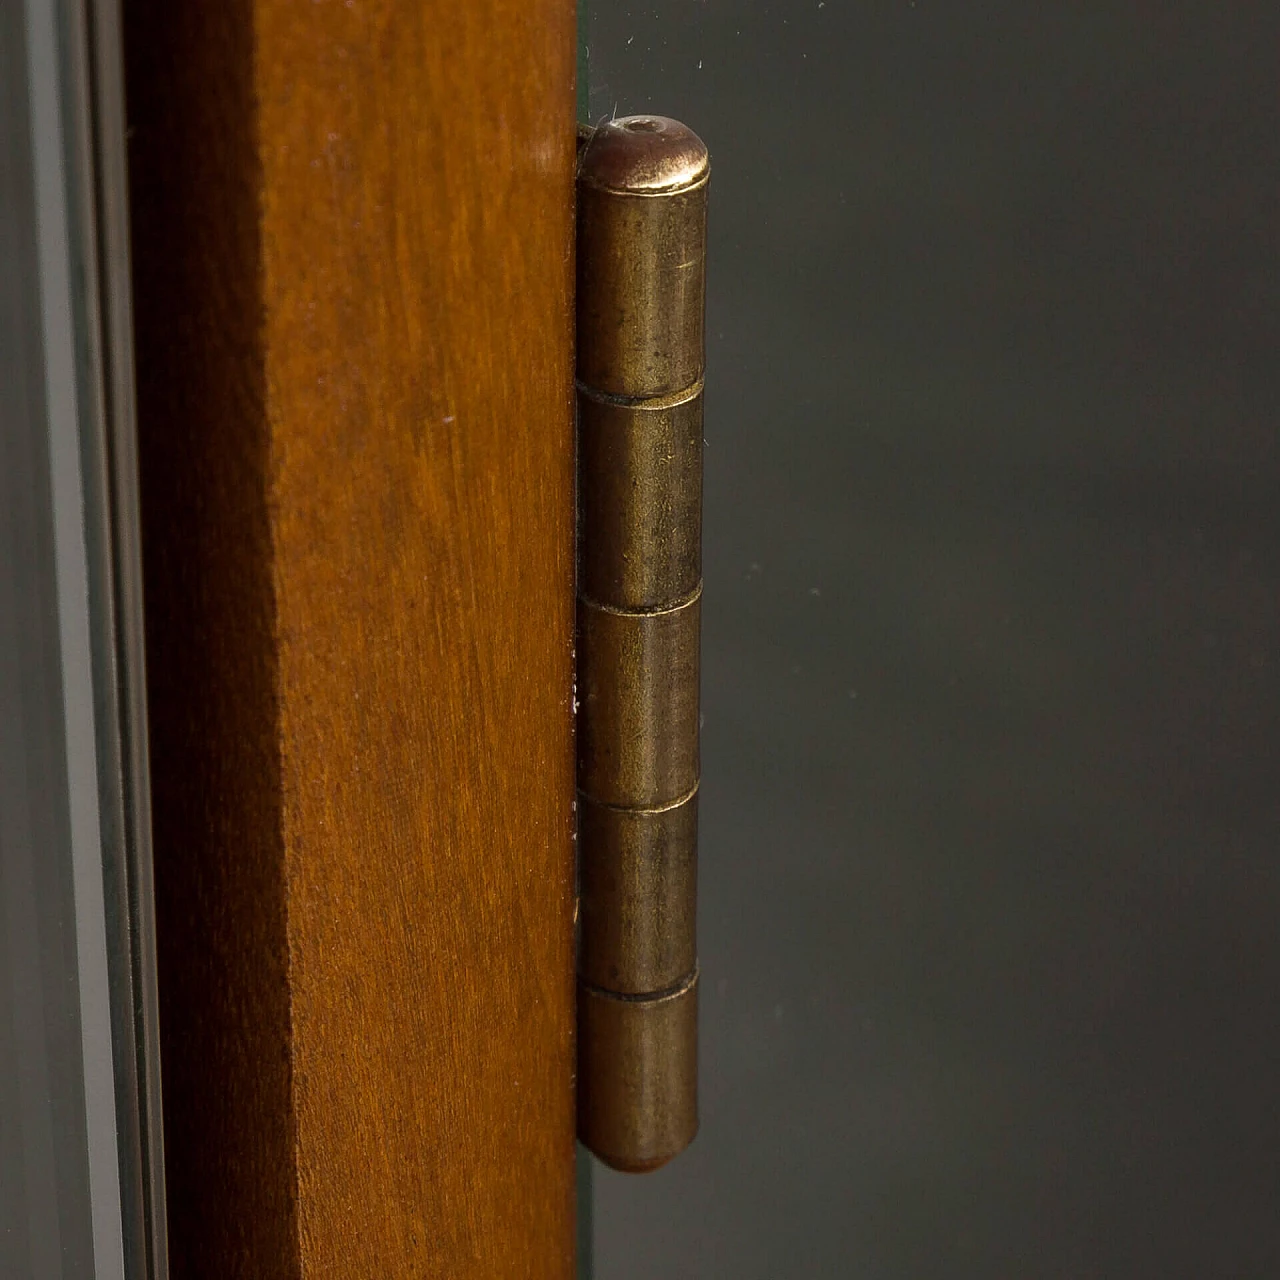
623,118,662,133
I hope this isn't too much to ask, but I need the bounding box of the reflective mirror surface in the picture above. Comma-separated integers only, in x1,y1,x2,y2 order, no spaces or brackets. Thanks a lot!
587,5,1280,1275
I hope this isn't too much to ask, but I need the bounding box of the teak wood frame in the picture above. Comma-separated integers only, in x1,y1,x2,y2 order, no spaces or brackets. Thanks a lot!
123,0,579,1274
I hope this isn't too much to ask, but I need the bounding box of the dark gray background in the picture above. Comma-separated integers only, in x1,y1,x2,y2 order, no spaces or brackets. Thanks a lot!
585,4,1280,1276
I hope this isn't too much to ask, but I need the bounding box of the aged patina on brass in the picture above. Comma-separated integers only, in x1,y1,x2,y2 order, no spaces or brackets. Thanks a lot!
576,115,708,1173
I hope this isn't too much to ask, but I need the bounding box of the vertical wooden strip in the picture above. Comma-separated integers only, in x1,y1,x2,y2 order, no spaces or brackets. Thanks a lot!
125,1,578,1275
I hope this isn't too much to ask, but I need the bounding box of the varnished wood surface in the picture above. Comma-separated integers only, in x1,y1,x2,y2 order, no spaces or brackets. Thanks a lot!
125,1,578,1274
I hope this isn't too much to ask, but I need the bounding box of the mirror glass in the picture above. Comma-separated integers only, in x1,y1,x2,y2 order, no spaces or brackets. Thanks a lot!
584,4,1280,1275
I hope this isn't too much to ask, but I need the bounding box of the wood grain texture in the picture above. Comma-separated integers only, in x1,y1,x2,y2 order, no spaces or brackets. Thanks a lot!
124,1,578,1275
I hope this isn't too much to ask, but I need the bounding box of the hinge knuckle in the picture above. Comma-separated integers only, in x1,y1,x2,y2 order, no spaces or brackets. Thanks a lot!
575,115,708,1174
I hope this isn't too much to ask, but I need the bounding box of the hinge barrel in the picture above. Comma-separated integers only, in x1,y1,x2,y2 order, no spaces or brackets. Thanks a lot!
575,116,708,1174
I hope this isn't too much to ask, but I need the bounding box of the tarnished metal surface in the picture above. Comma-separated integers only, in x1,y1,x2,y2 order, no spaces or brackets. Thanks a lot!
577,591,701,808
577,974,699,1174
576,115,707,1173
578,384,703,609
576,117,708,397
577,789,698,994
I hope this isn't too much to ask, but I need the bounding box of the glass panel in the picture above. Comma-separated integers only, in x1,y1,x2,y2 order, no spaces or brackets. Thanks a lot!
586,5,1280,1275
2,1,165,1275
2,3,107,1271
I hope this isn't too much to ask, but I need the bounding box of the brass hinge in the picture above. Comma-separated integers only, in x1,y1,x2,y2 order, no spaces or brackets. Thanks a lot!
574,116,708,1173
